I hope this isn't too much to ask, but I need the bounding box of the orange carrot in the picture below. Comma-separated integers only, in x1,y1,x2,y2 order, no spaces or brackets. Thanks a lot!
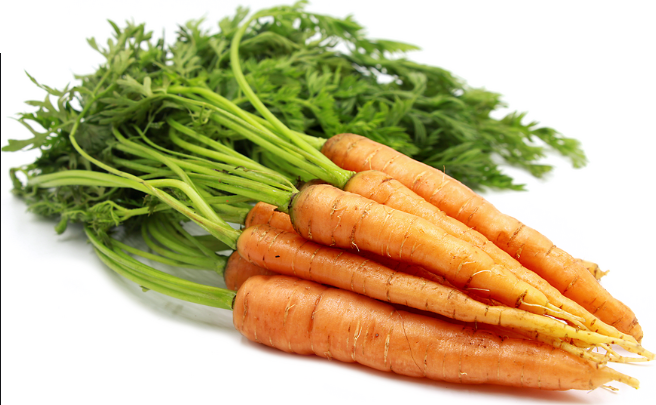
322,133,642,341
245,202,296,233
245,202,457,289
234,275,638,390
224,251,276,290
243,205,596,338
289,183,563,317
236,224,650,360
341,170,633,342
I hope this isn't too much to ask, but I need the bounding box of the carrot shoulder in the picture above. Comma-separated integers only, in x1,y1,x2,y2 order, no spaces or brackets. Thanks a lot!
234,275,637,390
322,133,642,341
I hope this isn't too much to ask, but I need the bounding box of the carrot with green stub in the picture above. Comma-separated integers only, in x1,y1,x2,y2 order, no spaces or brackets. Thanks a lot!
321,133,642,342
243,196,640,358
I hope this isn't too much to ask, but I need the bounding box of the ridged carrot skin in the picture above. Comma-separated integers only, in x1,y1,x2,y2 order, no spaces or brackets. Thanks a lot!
237,224,518,328
245,202,296,233
224,251,276,290
322,133,641,341
234,275,636,390
245,202,456,288
236,224,651,359
289,183,553,315
343,170,633,342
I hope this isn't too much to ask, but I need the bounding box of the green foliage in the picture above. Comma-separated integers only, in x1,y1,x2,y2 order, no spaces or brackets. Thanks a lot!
5,3,587,234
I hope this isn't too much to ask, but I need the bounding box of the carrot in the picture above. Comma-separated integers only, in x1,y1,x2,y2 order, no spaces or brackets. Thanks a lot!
322,133,642,341
245,201,458,289
290,183,571,318
224,14,635,342
224,245,567,358
224,13,638,340
248,190,634,348
245,202,296,233
341,170,633,342
87,226,641,389
234,274,638,390
243,202,636,352
579,259,609,280
224,251,276,290
236,224,650,360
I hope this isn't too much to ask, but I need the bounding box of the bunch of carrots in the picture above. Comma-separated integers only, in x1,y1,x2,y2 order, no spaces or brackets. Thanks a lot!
5,3,652,393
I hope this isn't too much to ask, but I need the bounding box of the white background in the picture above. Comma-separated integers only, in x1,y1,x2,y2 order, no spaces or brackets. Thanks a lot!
2,1,655,404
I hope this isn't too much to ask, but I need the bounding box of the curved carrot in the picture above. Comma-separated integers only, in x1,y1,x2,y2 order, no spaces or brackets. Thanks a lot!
244,202,634,352
236,224,651,360
224,251,276,290
245,202,458,289
289,183,560,317
234,275,638,390
322,133,642,341
342,170,633,342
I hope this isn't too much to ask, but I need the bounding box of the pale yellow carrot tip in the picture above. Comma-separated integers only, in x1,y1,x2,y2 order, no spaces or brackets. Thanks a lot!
544,303,586,326
597,367,640,390
556,342,608,364
600,342,655,362
596,269,610,280
558,341,647,364
579,259,610,281
619,333,639,345
614,374,640,390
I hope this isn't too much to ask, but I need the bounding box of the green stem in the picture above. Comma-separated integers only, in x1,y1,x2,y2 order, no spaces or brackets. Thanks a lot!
229,11,352,188
209,204,250,225
61,69,239,248
87,227,236,308
158,215,217,257
114,142,294,212
27,171,149,192
112,239,221,271
141,222,220,269
164,93,337,183
114,135,294,193
95,250,230,307
167,117,277,174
